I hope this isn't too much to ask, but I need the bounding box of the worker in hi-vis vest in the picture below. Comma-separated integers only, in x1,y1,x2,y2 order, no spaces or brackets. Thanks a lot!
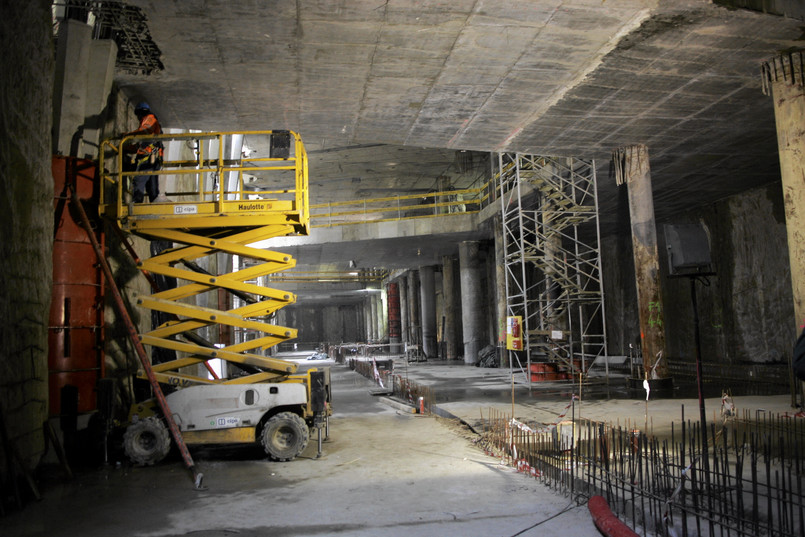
124,101,163,203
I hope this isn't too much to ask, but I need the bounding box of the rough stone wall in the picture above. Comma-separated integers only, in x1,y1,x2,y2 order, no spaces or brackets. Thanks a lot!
604,182,795,377
662,183,794,367
602,232,640,357
0,0,54,468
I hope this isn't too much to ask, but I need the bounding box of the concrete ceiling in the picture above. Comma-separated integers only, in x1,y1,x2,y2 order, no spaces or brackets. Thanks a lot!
117,0,804,286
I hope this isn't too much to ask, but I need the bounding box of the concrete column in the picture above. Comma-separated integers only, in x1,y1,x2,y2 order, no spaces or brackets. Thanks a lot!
362,302,368,343
369,295,378,342
379,289,388,342
53,19,92,156
367,298,374,342
81,39,117,158
398,276,409,347
420,266,437,358
613,144,668,380
763,53,805,331
460,241,484,365
442,256,459,360
493,216,508,367
407,270,421,352
388,282,402,353
356,302,364,343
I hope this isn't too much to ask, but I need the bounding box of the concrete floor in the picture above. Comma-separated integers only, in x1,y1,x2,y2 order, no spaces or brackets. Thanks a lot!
391,357,798,440
3,362,609,537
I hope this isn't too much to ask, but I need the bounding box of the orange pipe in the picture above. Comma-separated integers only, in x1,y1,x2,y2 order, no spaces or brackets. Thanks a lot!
587,496,639,537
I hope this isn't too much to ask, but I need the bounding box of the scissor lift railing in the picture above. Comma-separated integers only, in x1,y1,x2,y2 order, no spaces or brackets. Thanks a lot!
99,130,309,387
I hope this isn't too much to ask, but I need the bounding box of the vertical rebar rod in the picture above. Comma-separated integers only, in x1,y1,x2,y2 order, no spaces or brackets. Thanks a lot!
765,438,774,537
796,442,803,537
777,469,784,537
735,430,745,536
691,421,702,537
571,398,575,497
752,433,759,535
681,408,689,537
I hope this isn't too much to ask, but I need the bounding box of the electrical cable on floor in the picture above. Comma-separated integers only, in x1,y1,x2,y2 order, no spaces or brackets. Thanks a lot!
508,500,581,537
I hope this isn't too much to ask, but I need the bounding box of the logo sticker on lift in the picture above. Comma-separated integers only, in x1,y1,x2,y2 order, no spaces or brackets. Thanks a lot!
174,205,198,215
213,417,240,428
237,202,272,211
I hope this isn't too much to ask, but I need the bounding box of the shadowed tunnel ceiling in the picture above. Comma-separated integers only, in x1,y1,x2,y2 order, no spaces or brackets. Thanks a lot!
113,0,804,290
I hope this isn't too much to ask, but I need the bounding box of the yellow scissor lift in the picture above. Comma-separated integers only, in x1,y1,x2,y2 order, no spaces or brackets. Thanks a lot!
99,130,330,478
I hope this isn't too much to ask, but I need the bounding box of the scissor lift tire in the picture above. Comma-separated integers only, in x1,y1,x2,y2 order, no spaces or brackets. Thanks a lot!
123,416,171,466
261,412,309,461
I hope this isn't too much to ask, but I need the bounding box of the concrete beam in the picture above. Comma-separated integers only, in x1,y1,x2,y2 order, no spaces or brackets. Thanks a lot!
81,39,117,158
53,19,92,156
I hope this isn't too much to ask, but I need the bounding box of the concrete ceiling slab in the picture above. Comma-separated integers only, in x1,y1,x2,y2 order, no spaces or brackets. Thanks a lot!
117,0,804,302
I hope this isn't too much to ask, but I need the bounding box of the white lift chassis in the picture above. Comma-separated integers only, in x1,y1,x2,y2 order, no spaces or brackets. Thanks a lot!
124,369,331,465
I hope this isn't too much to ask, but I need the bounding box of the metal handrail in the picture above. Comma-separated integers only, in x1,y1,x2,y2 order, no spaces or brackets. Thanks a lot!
309,186,486,227
99,130,309,232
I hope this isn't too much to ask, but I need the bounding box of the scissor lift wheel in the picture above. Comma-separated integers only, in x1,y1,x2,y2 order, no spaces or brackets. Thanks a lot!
261,412,310,461
123,416,171,466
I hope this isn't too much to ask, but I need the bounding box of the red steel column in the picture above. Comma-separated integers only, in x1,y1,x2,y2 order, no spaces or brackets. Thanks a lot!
49,157,104,415
387,282,401,353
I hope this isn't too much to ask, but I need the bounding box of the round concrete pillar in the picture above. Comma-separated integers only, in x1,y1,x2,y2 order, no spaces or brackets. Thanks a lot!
420,265,437,358
613,144,668,380
398,276,409,347
460,241,484,365
369,294,378,342
763,53,805,331
407,270,421,350
364,298,372,342
442,255,459,360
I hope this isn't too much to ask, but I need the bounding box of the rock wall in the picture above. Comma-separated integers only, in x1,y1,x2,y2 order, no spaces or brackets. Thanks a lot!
0,0,54,468
604,182,796,376
601,232,640,357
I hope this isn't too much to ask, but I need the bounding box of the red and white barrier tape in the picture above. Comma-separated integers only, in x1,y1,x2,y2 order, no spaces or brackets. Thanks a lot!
371,358,385,389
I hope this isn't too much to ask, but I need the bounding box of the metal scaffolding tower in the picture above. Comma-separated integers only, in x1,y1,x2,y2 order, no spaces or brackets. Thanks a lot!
495,153,607,384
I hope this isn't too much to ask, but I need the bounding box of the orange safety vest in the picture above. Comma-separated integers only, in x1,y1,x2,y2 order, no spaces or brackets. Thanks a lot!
131,113,164,164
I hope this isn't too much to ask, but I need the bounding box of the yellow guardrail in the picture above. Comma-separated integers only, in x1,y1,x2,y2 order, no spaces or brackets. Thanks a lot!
99,130,309,234
308,183,499,228
267,270,389,283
